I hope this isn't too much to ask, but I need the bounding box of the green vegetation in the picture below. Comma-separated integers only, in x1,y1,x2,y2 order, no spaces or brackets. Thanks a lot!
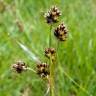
0,0,96,96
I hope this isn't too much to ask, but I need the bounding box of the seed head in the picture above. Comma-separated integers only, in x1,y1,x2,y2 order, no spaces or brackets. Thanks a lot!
45,48,56,61
12,61,27,73
44,6,61,24
36,62,49,78
54,23,68,41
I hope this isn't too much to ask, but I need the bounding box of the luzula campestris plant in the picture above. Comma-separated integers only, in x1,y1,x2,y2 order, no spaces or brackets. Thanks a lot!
11,5,68,96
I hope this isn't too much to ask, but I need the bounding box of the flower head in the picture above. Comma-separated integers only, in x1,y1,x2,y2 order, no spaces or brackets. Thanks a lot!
44,6,61,24
45,48,56,61
54,23,68,41
12,60,27,73
36,62,49,78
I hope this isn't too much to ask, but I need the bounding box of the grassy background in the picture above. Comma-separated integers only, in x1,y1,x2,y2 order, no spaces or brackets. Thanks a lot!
0,0,96,96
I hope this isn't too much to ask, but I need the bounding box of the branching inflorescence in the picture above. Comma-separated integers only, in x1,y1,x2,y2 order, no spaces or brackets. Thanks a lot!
11,5,68,96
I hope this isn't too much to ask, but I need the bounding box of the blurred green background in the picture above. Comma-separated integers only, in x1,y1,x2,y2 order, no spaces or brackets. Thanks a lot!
0,0,96,96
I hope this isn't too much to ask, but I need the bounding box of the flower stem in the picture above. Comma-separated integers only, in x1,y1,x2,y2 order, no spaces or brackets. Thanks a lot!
49,24,55,96
26,67,36,73
50,58,55,96
56,40,60,96
49,24,52,47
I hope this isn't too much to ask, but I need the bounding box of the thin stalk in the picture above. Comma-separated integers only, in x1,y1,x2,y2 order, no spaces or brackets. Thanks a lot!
49,24,52,47
49,24,55,96
44,82,50,96
56,40,60,96
50,58,55,96
26,67,36,73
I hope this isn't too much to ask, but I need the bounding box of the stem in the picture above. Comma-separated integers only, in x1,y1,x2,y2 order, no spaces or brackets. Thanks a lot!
26,67,36,73
50,58,55,96
49,24,55,96
49,24,52,47
44,77,50,96
56,40,60,96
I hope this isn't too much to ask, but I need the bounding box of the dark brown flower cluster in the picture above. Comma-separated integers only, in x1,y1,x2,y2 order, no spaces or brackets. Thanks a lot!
44,6,61,24
54,23,68,41
36,62,49,78
12,61,27,73
45,48,56,60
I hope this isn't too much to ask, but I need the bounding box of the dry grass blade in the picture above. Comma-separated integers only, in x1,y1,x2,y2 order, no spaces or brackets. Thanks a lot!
17,41,41,64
